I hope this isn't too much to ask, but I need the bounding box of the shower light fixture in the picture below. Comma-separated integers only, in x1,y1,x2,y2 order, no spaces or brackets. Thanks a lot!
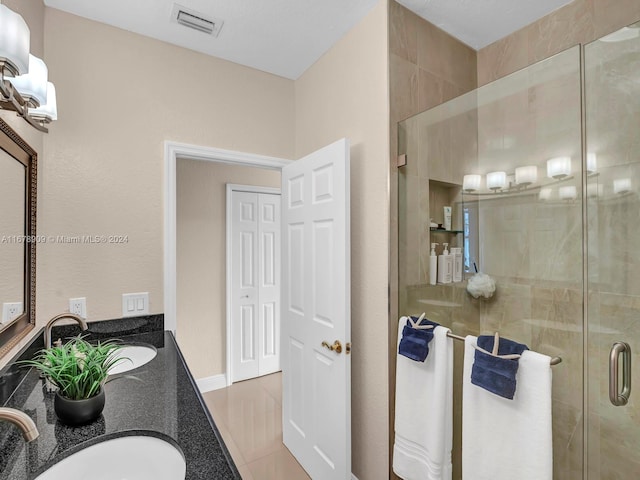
486,171,507,191
0,5,56,132
463,174,482,192
547,157,572,179
515,166,537,186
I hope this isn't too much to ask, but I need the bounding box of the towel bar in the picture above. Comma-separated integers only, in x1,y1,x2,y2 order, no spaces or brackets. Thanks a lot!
445,331,562,366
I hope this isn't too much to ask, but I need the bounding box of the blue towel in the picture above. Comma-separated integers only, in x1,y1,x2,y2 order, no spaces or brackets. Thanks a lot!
471,335,529,399
398,317,439,362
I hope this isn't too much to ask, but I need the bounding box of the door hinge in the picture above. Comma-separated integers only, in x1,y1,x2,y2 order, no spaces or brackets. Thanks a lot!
397,154,407,168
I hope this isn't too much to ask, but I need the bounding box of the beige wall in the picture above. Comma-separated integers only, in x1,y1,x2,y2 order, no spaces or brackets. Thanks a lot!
176,159,280,379
36,9,293,328
295,1,390,478
0,5,294,368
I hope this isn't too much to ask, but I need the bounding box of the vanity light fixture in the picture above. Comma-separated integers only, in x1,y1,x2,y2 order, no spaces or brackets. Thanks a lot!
0,5,55,133
613,178,632,195
29,82,57,123
538,187,553,201
463,174,482,192
559,185,577,200
587,153,597,175
515,165,537,186
486,171,507,191
547,156,572,179
9,54,48,107
0,5,30,77
587,183,603,198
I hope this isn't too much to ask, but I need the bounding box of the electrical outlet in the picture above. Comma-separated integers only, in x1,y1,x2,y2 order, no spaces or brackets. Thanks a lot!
2,302,23,324
69,297,87,318
122,292,149,317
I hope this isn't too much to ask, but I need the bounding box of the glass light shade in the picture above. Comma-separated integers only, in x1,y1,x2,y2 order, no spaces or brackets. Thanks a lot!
463,174,481,192
559,185,577,200
515,166,537,185
486,171,506,190
547,156,572,179
587,183,603,198
587,153,597,174
539,187,553,200
29,82,57,122
0,5,30,76
613,178,632,194
9,54,48,107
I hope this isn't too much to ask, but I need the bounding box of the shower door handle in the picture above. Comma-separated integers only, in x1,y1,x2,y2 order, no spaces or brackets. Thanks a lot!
609,342,632,406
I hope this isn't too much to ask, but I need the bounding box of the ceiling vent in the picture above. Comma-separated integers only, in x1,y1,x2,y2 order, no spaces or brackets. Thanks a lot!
171,4,223,37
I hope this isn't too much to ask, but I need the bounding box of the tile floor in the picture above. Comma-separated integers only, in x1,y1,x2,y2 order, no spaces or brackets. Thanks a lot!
202,372,311,480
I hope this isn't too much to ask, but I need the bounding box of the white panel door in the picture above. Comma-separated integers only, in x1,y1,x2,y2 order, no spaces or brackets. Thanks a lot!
258,193,281,376
281,138,351,479
231,190,281,382
231,191,260,382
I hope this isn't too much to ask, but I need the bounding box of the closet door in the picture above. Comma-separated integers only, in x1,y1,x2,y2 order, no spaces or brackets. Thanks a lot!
231,191,260,382
258,193,281,376
231,190,281,383
584,21,640,479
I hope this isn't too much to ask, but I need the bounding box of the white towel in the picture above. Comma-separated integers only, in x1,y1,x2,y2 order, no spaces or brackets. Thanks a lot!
393,317,453,480
462,336,553,480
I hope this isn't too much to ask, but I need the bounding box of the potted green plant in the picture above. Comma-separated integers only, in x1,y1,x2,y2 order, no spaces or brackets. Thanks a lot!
22,336,124,426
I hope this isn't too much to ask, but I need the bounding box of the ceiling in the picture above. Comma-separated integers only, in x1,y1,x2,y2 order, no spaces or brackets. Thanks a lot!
43,0,575,80
396,0,574,49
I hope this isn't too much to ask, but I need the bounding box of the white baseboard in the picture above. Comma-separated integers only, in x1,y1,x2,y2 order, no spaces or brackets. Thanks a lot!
351,474,359,480
196,374,227,393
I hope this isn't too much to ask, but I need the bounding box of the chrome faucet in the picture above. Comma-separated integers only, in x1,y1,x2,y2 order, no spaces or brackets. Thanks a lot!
0,408,39,442
44,313,89,350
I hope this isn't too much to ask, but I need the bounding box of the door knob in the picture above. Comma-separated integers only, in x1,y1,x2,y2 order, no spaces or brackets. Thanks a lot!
321,340,342,354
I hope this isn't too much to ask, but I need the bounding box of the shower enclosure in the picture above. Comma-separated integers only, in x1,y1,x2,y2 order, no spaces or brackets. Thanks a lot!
397,22,639,480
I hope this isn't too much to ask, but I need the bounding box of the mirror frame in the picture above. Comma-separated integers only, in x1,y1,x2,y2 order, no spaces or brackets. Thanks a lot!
0,117,37,358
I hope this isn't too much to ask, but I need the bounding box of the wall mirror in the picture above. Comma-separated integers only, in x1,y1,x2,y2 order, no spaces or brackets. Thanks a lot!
0,117,37,358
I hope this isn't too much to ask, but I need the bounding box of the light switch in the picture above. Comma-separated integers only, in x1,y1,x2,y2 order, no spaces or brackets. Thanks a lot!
122,292,149,317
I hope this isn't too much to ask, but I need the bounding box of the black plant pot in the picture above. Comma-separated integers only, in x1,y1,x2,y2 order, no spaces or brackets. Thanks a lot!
54,388,105,426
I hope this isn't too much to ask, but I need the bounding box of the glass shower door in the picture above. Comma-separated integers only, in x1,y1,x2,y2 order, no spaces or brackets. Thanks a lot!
584,21,640,479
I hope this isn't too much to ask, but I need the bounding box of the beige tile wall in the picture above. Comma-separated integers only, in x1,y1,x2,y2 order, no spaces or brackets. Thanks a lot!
584,28,640,479
389,2,477,478
477,0,640,86
393,2,640,479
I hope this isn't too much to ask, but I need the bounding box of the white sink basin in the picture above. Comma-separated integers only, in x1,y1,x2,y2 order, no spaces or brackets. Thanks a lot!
35,435,186,480
108,344,157,375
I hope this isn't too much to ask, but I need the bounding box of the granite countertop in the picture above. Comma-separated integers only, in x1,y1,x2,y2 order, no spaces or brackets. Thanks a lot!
0,318,239,480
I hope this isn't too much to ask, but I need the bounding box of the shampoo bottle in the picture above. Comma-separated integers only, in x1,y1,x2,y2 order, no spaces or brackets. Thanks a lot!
429,243,438,285
443,206,452,231
437,243,453,284
452,247,463,282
